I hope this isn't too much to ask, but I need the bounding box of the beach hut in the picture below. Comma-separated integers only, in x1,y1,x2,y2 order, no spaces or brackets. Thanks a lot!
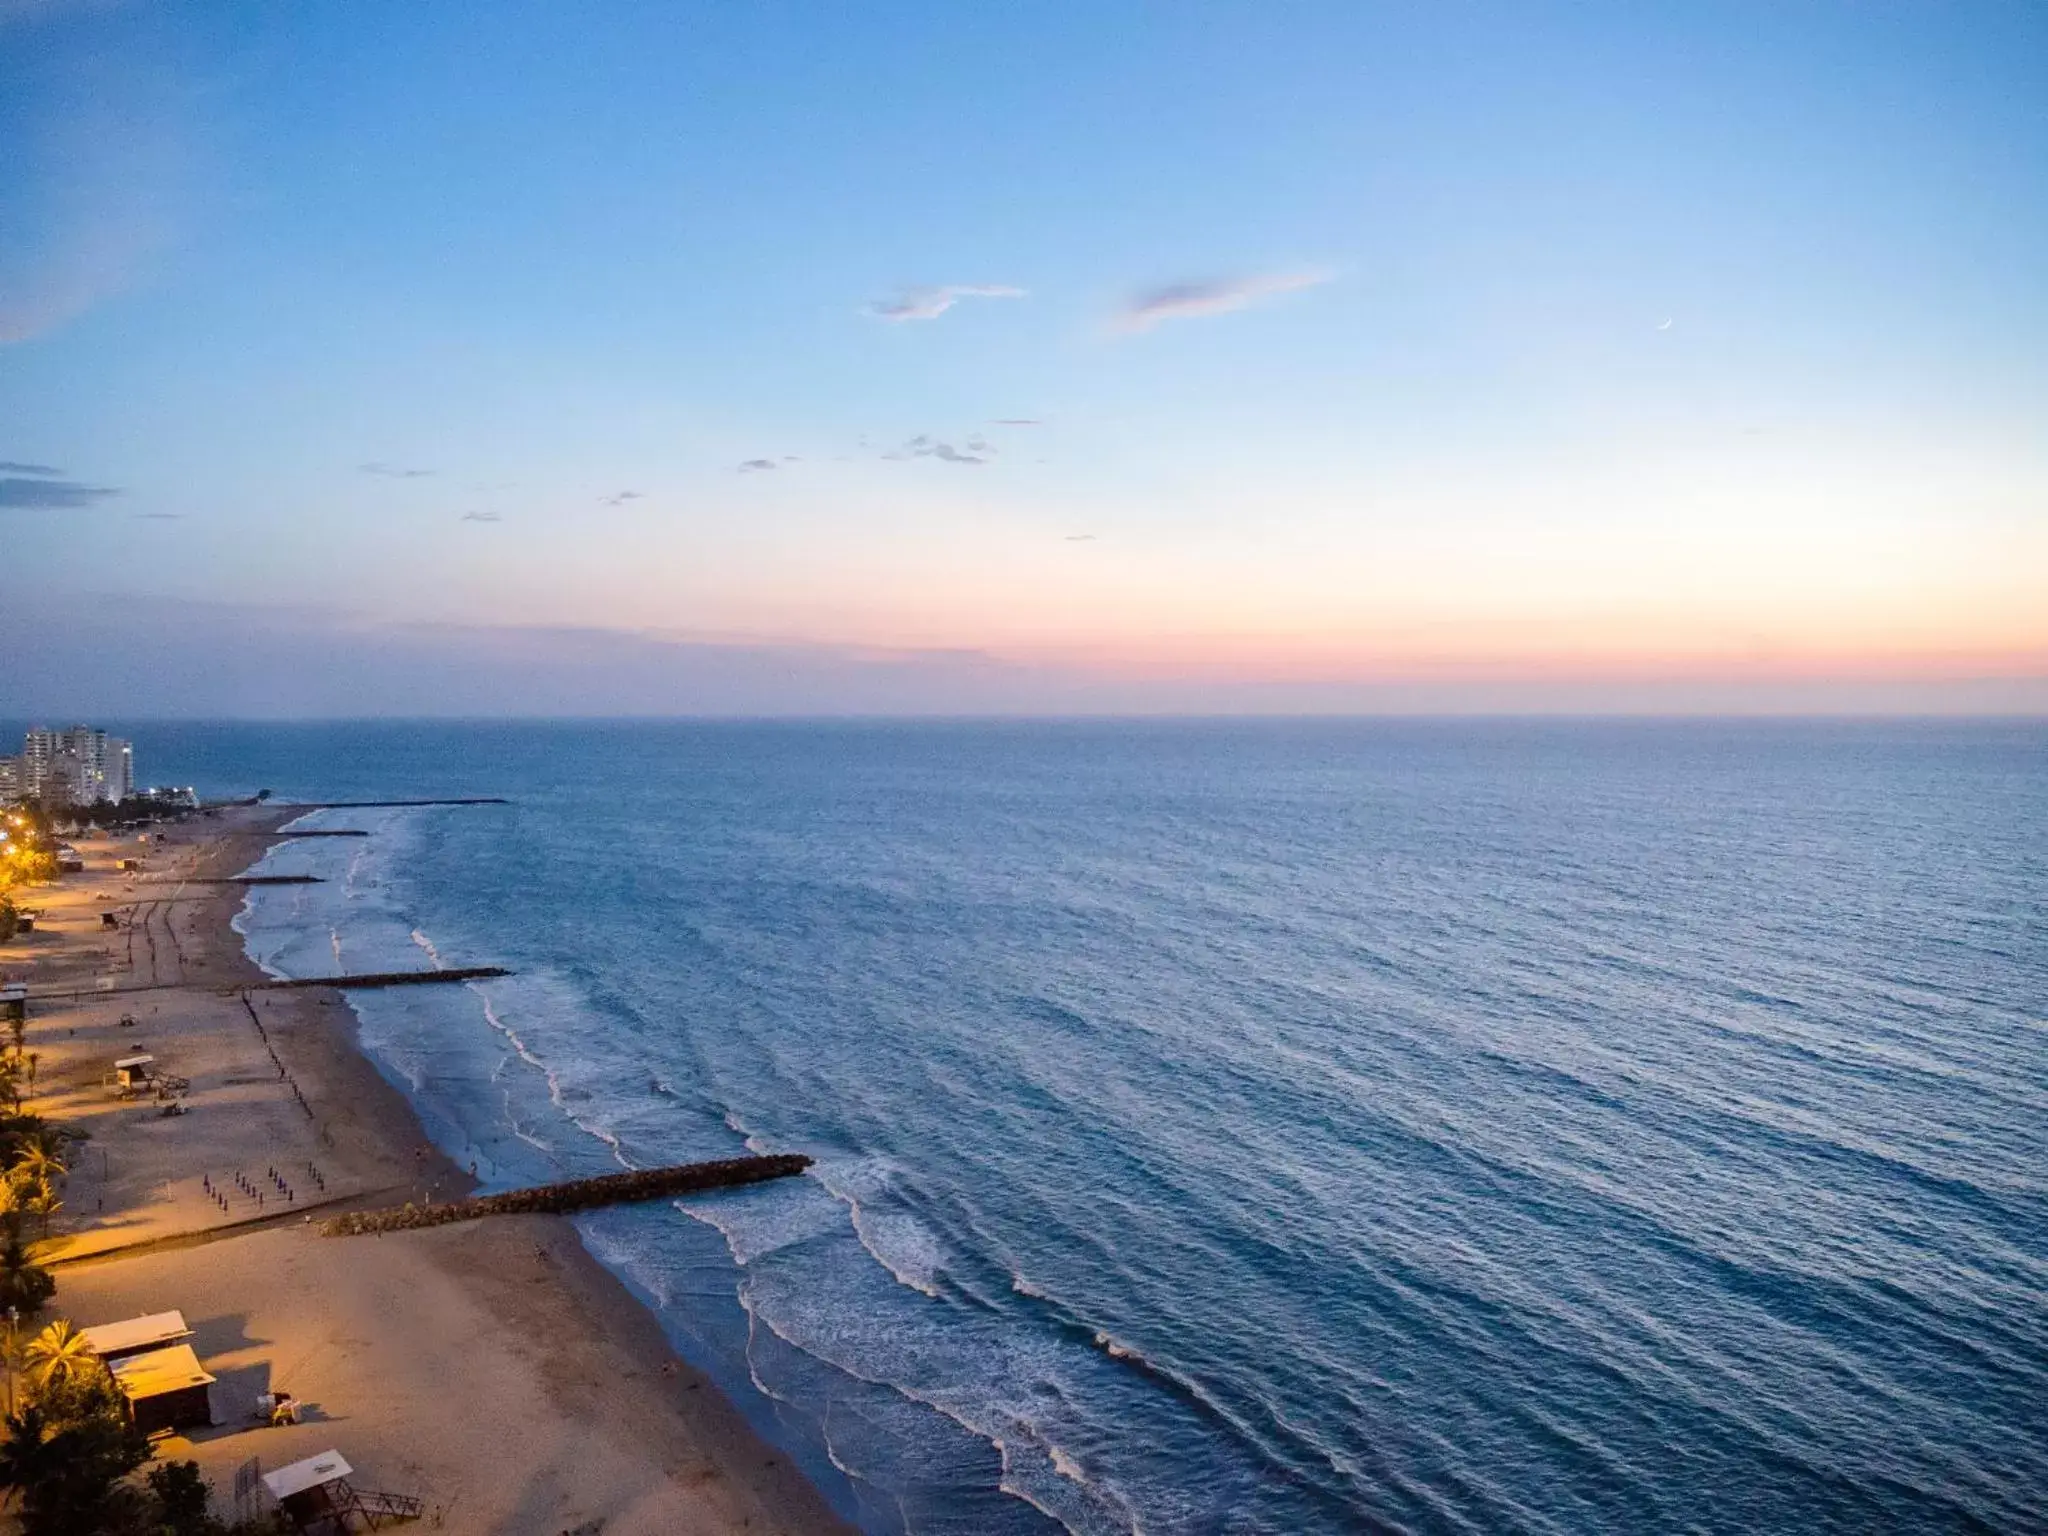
261,1451,424,1531
81,1310,194,1363
108,1343,215,1436
109,1053,156,1094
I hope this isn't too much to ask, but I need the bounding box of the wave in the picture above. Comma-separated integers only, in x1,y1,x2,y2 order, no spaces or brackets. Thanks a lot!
196,720,2048,1536
410,927,446,969
1092,1331,1140,1363
728,1278,1114,1536
674,1182,845,1267
810,1157,946,1300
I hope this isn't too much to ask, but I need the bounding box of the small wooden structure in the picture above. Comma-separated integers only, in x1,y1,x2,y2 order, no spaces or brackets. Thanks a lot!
262,1451,424,1532
107,1054,156,1095
1,982,25,1022
81,1309,194,1362
108,1343,215,1436
104,1053,190,1098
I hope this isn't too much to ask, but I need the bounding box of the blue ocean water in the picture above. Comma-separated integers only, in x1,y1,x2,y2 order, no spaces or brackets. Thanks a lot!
143,720,2046,1534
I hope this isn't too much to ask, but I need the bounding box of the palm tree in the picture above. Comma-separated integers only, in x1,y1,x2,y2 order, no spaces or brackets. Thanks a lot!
0,1404,52,1509
0,1233,53,1318
22,1322,92,1393
12,1146,62,1190
11,1125,71,1173
22,1190,58,1242
0,1171,32,1220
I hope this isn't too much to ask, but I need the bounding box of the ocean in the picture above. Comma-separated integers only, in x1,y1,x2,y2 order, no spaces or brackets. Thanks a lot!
136,719,2046,1534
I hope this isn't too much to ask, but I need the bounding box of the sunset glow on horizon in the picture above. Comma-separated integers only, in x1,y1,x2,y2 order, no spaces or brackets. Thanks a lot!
5,2,2044,715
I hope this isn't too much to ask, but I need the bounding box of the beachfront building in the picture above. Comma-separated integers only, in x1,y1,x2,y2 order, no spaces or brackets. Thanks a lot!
0,756,23,804
107,1343,216,1436
80,1310,214,1435
17,725,134,805
81,1310,196,1362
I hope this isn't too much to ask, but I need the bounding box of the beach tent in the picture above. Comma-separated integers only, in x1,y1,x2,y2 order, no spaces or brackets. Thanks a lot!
108,1343,215,1436
81,1309,194,1362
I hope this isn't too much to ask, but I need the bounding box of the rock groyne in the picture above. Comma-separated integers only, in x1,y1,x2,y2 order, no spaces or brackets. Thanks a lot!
321,1154,812,1236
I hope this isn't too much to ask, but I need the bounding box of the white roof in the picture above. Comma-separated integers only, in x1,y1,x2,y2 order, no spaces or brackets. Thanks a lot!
263,1451,353,1500
81,1310,192,1357
0,984,26,999
113,1054,155,1071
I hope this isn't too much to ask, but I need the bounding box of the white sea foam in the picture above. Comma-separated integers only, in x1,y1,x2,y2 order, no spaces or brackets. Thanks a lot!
810,1157,946,1299
722,1107,771,1155
474,983,637,1169
1093,1331,1139,1362
227,786,1156,1536
674,1185,842,1266
993,1439,1093,1536
735,1279,1108,1534
849,1206,943,1299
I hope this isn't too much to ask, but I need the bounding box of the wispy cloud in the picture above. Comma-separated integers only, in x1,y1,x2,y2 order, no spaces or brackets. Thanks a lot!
0,460,65,474
881,434,988,465
1064,533,1097,542
866,283,1026,322
460,510,502,523
991,419,1042,427
133,511,182,521
360,461,435,478
1113,269,1333,333
0,473,119,508
600,490,644,507
737,459,778,473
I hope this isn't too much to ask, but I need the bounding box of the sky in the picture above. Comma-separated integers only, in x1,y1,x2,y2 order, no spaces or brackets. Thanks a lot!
3,0,2045,716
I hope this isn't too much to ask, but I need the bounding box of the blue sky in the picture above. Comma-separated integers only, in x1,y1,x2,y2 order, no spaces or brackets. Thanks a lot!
3,1,2044,714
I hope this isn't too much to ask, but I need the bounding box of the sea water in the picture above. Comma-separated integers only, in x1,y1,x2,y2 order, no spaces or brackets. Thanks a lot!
140,719,2047,1534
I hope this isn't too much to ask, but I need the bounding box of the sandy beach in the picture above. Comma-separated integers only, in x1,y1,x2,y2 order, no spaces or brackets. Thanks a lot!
6,807,853,1535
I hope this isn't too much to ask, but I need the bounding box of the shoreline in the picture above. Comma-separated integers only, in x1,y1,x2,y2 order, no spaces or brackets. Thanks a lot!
14,805,857,1535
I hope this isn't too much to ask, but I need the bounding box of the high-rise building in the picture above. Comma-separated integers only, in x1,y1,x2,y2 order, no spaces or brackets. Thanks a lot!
0,757,24,804
17,726,135,805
